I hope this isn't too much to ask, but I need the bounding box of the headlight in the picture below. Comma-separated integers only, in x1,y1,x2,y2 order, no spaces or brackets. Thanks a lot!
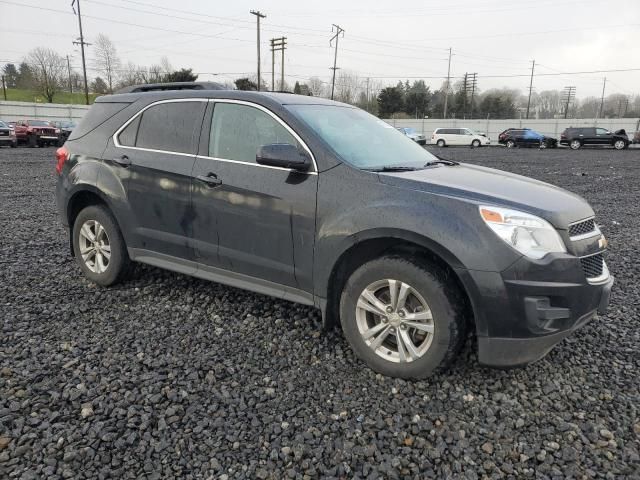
479,206,566,259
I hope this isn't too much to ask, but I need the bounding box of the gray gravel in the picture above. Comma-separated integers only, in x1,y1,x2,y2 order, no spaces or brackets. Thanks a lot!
1,145,639,479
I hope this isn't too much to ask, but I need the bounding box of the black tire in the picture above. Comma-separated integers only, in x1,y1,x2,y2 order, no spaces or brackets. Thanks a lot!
569,139,581,150
339,256,467,379
471,139,481,148
505,139,516,148
28,134,37,148
436,139,446,147
10,141,17,148
72,205,130,286
613,139,626,150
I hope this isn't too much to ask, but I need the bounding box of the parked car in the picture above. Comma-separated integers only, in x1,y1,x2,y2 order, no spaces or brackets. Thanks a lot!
560,127,629,150
498,128,558,148
55,84,613,379
632,130,640,144
396,127,427,145
51,120,76,145
14,120,60,147
431,127,490,147
0,120,18,148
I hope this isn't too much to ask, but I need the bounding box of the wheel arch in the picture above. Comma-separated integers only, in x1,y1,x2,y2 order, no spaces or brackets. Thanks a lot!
321,229,476,334
66,187,119,257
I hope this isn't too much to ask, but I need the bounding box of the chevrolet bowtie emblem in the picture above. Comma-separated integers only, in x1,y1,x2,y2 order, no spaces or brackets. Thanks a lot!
598,236,608,249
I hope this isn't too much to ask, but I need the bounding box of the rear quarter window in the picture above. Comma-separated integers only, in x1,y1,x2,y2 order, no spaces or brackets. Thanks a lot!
135,101,206,154
68,102,130,141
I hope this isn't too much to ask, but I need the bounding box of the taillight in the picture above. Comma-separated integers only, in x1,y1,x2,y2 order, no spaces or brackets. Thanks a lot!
55,146,69,174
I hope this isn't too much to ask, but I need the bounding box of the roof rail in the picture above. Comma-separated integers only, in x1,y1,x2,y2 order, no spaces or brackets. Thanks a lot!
115,81,227,94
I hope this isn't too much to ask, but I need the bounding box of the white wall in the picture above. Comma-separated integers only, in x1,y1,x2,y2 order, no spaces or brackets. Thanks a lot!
0,101,90,122
384,117,640,141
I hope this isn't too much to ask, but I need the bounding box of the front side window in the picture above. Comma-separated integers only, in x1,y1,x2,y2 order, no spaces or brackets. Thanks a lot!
134,101,206,154
209,102,300,163
596,128,609,135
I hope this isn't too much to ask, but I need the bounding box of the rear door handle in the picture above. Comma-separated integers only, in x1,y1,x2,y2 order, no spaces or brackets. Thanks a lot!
196,173,222,187
113,155,131,167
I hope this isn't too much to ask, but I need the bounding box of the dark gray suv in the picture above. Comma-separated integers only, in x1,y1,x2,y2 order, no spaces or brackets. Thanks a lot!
55,85,613,379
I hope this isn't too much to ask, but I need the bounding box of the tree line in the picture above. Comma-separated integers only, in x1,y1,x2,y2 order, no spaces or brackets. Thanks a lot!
3,35,640,120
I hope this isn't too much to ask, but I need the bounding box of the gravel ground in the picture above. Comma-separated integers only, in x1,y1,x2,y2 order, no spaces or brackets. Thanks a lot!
1,146,638,479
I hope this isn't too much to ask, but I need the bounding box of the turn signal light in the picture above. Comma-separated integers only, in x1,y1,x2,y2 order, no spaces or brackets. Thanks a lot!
55,146,69,175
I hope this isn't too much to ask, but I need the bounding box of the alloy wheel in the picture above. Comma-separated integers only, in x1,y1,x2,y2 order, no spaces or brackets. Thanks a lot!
355,279,435,363
78,220,111,274
614,140,625,150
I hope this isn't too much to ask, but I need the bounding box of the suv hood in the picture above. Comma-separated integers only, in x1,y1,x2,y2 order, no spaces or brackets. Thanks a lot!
379,163,593,228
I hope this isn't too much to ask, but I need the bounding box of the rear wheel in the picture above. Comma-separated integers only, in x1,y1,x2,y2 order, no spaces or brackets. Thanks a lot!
436,139,446,147
72,205,130,286
28,135,37,148
10,141,17,148
471,139,481,148
505,139,516,148
569,139,581,150
339,256,467,379
539,140,548,149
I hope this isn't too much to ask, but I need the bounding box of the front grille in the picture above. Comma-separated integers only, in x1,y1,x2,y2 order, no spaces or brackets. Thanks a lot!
581,253,604,279
569,218,596,237
0,131,8,136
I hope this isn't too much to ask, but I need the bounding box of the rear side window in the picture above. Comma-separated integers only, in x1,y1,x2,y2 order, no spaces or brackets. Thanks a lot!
118,116,140,147
209,103,299,163
68,102,130,141
135,101,206,154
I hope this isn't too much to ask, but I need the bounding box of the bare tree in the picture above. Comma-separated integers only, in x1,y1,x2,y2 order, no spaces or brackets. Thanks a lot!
93,34,121,93
26,47,66,103
335,70,360,104
307,76,325,97
117,61,145,89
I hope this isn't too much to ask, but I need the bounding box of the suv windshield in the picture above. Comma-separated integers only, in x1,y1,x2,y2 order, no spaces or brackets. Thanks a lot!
0,121,7,128
27,120,50,127
287,105,438,169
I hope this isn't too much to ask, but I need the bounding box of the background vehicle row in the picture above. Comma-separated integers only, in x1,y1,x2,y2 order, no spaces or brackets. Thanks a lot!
0,119,76,147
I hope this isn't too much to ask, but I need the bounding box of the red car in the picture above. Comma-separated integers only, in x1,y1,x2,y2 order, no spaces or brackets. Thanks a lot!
14,120,60,147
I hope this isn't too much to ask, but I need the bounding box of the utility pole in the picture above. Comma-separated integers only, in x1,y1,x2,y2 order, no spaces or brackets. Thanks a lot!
443,47,452,119
66,55,73,94
597,77,606,120
71,0,90,105
269,37,286,91
525,59,535,120
1,75,6,101
330,24,345,100
250,10,266,91
461,73,468,119
365,77,370,112
468,73,477,119
562,86,576,119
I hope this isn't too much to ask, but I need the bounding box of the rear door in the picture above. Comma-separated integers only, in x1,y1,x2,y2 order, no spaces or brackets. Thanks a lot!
108,99,207,260
191,100,318,291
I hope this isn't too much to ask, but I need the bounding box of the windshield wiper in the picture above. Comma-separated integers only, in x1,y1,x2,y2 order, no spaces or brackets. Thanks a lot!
363,165,423,172
424,158,459,167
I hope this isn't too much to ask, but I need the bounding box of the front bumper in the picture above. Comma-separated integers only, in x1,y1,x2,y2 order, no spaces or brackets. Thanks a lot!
458,253,614,368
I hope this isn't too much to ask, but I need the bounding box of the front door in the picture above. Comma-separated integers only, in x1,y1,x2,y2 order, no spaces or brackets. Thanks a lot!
191,100,318,291
107,99,207,260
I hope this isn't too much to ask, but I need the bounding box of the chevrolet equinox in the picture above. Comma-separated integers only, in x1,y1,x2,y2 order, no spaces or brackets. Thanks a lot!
55,85,613,379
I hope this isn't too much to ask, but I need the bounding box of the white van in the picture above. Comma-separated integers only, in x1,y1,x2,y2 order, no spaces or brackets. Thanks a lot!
431,128,490,147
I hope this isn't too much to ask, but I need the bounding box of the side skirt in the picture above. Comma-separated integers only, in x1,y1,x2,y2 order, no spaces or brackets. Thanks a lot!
128,248,315,307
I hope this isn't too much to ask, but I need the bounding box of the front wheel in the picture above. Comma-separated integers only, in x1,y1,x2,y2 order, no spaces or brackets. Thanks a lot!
72,205,130,286
613,139,626,150
471,139,481,148
339,256,467,379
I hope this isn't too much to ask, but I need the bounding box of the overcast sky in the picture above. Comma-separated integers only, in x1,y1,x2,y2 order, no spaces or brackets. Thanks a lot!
2,0,640,98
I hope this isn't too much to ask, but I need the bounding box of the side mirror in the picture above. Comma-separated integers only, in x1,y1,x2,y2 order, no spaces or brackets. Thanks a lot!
256,144,311,171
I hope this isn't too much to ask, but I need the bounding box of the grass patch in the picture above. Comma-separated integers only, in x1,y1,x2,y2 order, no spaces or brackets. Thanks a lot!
1,89,99,104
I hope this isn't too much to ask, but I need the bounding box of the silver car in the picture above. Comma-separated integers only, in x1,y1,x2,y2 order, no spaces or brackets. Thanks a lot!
396,127,426,145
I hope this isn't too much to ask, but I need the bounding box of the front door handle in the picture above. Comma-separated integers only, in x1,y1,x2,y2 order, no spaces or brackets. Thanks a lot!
113,155,131,167
196,173,222,187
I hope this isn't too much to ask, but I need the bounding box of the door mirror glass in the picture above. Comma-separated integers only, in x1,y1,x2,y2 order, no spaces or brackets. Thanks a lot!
256,143,311,171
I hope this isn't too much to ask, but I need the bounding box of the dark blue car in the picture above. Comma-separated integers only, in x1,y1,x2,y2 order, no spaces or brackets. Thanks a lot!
499,128,558,148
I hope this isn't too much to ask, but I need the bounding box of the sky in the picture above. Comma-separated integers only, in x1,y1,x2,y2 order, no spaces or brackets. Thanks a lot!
1,0,640,98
